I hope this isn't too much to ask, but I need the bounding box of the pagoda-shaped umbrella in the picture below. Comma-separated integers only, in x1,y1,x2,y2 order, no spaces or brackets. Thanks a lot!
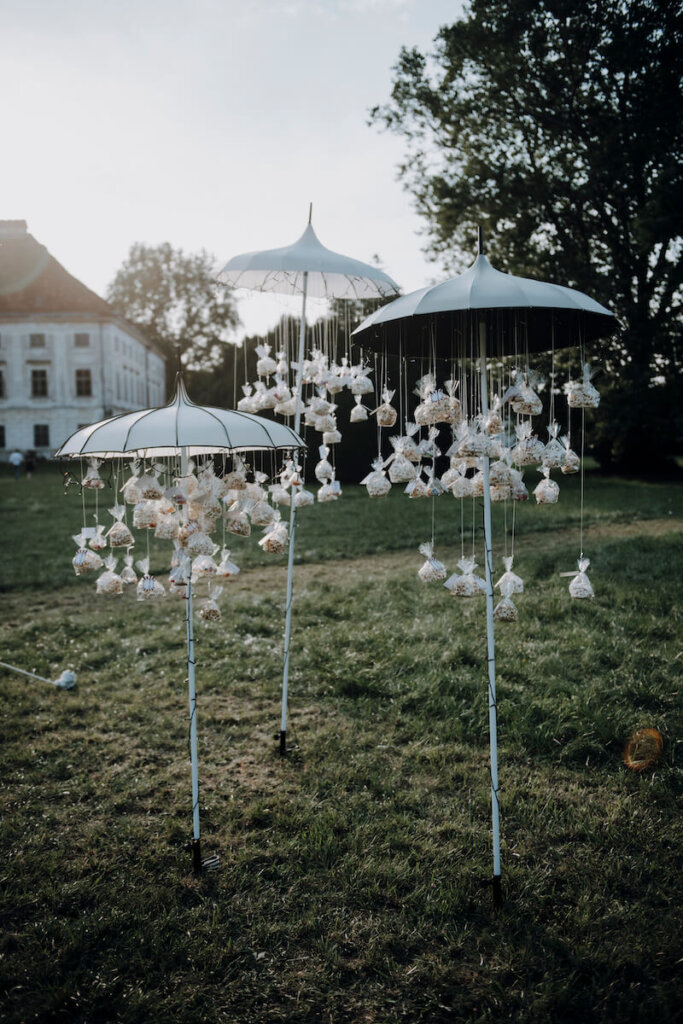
55,375,304,872
353,230,616,905
217,209,400,754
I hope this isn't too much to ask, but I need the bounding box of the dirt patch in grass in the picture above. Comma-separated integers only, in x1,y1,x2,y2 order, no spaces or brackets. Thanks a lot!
228,515,683,594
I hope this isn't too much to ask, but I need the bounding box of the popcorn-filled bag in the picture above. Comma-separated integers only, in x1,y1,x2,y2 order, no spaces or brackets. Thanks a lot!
191,549,219,581
509,369,543,416
425,472,446,498
121,552,137,585
314,445,334,483
534,467,560,504
216,548,240,579
561,437,580,474
318,477,342,503
276,349,289,376
89,524,108,551
495,556,524,594
405,476,428,499
225,502,252,536
82,458,105,490
252,381,278,411
443,558,487,597
490,484,511,503
72,532,103,576
543,422,566,470
489,458,513,486
223,455,248,492
274,395,302,418
250,499,275,527
316,413,337,433
417,541,447,582
187,530,221,557
168,559,190,598
485,395,504,435
258,512,288,554
452,420,488,459
386,433,418,483
255,343,277,378
470,468,485,497
269,484,291,507
350,395,369,422
398,422,422,462
294,487,315,508
122,463,143,505
418,427,441,460
165,478,189,506
569,557,594,599
200,585,223,622
132,500,158,530
135,558,165,601
155,512,180,540
565,363,600,408
375,389,398,429
511,422,546,467
138,465,164,500
309,391,336,416
494,580,518,622
351,368,374,396
323,428,343,446
96,555,123,596
451,466,473,498
510,468,529,502
178,518,202,547
414,373,451,425
361,457,392,498
237,384,258,413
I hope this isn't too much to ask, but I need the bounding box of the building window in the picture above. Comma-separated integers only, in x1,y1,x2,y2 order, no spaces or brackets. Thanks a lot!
30,333,46,348
34,424,50,447
0,425,5,448
75,369,92,397
31,369,48,397
0,369,4,398
75,332,90,347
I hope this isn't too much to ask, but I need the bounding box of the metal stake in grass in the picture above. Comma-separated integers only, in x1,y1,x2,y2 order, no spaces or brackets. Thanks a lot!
0,661,77,690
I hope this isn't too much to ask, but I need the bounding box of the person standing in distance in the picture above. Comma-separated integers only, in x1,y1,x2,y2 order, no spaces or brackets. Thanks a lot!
8,449,23,481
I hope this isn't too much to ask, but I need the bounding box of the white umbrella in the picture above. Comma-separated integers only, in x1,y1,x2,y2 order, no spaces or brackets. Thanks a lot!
56,374,303,458
353,230,617,906
55,374,304,873
217,209,400,755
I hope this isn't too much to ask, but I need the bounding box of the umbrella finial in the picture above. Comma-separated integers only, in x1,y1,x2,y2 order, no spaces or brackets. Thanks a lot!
308,202,313,225
478,225,485,255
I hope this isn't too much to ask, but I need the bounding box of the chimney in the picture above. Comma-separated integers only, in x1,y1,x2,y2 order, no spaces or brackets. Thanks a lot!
0,220,28,239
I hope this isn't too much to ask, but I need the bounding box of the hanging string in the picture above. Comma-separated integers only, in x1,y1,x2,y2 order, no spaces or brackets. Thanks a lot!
579,407,586,559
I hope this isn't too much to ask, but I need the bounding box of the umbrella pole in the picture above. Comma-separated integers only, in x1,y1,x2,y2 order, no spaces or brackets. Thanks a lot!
479,320,503,907
181,447,202,873
280,269,309,755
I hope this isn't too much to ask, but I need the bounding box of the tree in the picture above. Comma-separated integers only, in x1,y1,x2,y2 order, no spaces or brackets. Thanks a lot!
107,243,240,395
371,0,683,470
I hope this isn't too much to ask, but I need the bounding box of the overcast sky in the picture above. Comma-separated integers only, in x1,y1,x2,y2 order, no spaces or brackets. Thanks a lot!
3,0,465,337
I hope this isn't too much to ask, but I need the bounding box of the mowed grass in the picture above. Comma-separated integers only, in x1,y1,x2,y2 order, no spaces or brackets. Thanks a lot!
0,466,681,1023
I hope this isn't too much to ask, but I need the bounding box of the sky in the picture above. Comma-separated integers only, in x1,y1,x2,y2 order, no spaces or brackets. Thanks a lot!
3,0,464,339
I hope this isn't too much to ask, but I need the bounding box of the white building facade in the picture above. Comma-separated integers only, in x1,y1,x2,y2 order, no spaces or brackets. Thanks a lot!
0,221,166,458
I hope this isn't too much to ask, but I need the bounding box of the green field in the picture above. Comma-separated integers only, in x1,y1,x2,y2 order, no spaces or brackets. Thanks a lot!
0,466,681,1023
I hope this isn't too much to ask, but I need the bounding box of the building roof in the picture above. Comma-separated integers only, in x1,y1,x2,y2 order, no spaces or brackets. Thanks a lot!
0,221,165,359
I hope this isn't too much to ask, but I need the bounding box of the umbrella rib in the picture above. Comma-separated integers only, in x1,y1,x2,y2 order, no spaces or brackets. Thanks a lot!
228,409,295,450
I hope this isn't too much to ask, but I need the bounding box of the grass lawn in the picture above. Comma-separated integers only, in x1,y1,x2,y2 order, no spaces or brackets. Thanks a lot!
0,465,681,1023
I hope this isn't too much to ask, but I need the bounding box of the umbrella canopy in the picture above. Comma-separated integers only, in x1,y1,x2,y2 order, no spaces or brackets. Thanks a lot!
54,375,304,459
352,252,616,354
216,220,400,300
